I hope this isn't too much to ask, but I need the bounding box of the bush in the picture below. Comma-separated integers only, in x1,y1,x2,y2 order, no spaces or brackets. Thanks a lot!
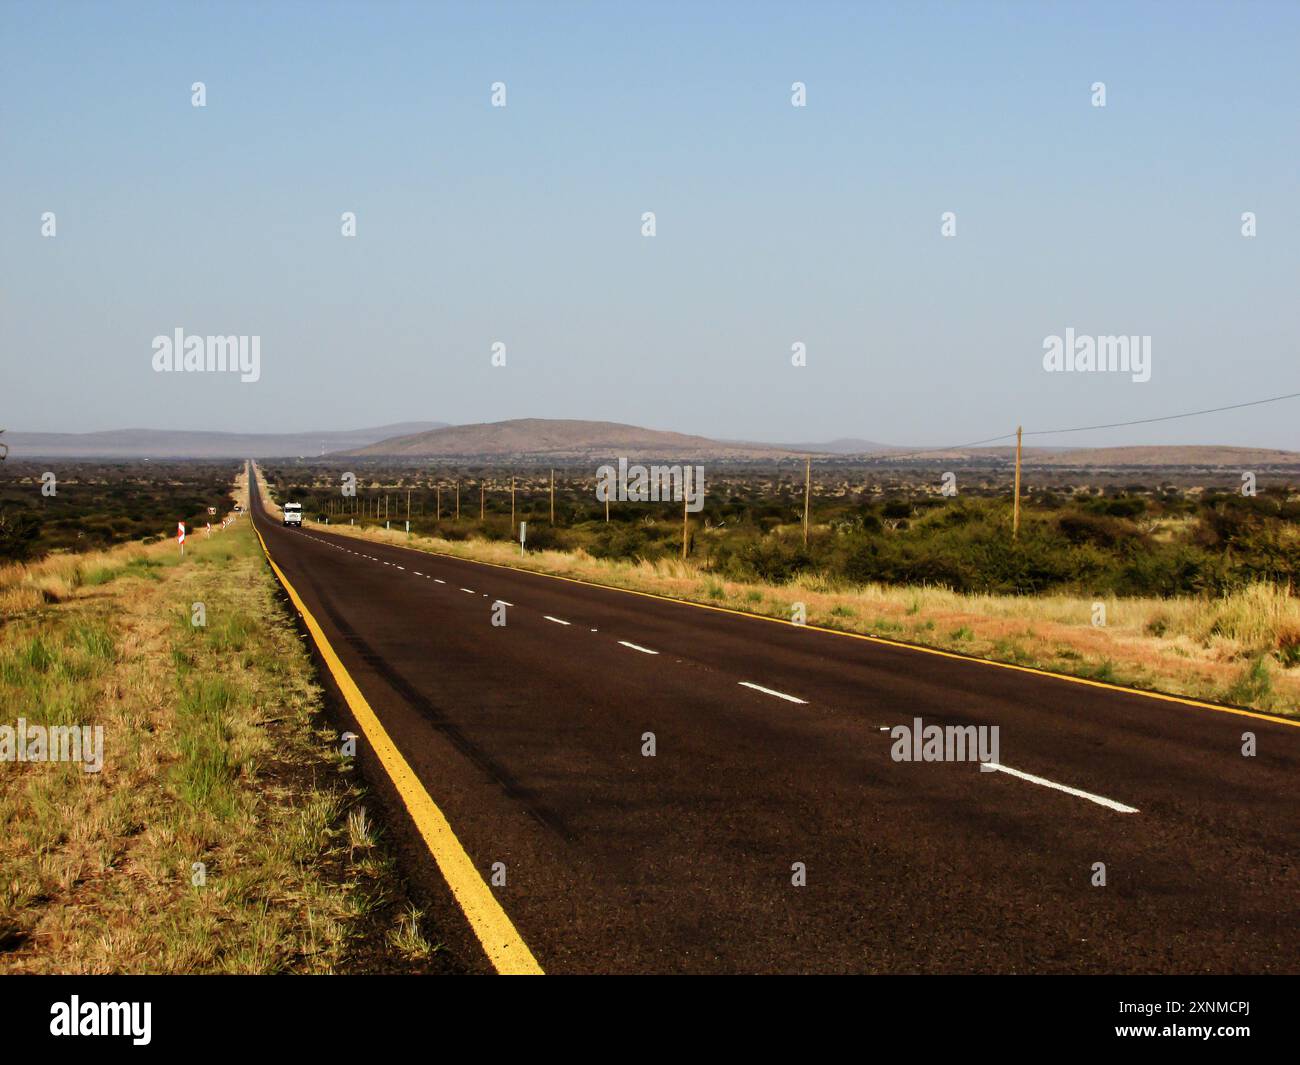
1056,511,1145,551
737,537,813,583
0,509,42,562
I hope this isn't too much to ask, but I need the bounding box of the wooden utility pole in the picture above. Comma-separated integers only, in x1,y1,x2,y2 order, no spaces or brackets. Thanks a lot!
682,467,690,560
480,480,485,521
455,480,460,521
406,489,411,522
550,469,555,523
803,457,811,546
436,484,441,521
511,476,516,534
1013,425,1023,540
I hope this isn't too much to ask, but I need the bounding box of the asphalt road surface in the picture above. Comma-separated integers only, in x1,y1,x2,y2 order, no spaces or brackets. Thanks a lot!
249,471,1299,974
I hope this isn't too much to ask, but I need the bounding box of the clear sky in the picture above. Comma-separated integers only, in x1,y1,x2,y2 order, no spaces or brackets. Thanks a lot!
3,1,1297,448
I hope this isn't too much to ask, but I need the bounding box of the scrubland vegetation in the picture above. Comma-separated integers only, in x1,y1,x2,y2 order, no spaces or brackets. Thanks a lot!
0,461,234,561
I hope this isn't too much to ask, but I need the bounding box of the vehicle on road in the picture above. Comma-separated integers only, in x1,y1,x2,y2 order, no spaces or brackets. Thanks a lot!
282,501,302,527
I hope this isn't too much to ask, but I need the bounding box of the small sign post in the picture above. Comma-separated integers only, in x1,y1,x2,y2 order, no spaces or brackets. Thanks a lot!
519,520,527,557
177,521,186,557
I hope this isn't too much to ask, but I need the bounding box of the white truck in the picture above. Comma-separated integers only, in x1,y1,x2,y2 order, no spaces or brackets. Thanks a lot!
282,502,303,527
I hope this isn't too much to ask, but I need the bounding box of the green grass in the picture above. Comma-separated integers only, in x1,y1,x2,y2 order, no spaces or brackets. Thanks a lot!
385,903,437,961
82,566,121,586
1086,659,1119,683
1224,656,1273,706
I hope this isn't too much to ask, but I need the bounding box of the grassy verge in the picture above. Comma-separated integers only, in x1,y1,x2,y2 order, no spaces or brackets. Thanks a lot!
0,487,452,973
304,517,1300,716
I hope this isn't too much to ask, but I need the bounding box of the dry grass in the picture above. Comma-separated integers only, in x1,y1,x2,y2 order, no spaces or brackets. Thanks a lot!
309,518,1300,716
0,497,405,972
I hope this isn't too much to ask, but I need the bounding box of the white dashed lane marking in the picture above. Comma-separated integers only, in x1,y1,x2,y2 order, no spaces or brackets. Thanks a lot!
738,681,807,704
984,763,1139,814
297,530,831,719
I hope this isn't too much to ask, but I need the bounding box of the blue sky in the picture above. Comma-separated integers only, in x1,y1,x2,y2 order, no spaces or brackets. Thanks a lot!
2,1,1298,447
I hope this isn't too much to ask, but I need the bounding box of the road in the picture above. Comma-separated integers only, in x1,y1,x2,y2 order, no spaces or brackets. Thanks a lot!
249,470,1299,974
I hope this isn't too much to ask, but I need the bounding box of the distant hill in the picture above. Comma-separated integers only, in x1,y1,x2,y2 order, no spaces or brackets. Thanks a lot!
10,419,1294,467
3,423,448,459
342,419,805,460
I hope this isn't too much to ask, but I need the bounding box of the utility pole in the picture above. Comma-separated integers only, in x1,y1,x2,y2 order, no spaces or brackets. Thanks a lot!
436,483,441,521
803,457,811,546
511,476,516,534
455,480,460,521
682,467,690,560
1013,425,1023,540
550,469,555,523
406,489,410,522
480,480,485,521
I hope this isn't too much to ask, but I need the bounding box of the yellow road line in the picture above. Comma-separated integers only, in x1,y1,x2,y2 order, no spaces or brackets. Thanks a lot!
310,521,1299,731
251,517,544,975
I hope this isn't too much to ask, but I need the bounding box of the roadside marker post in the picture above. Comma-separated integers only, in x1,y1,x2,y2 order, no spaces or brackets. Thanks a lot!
520,520,527,556
177,521,186,557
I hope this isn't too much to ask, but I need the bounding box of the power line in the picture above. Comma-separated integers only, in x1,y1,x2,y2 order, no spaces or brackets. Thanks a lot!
1022,390,1300,439
869,389,1300,462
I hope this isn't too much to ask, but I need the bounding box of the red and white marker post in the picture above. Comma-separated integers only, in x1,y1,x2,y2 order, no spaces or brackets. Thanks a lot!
177,521,187,557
